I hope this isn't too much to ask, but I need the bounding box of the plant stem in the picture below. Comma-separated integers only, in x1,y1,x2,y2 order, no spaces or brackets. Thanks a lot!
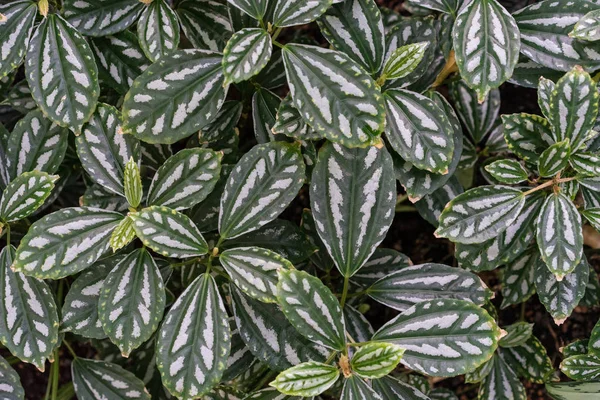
432,50,457,88
51,349,59,400
272,40,285,49
5,224,10,246
340,276,350,309
44,361,54,400
522,176,577,196
62,341,77,359
271,27,283,41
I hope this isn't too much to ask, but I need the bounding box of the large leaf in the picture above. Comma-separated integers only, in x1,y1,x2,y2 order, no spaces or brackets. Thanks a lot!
0,1,37,79
561,354,600,381
282,43,385,147
156,274,230,398
25,14,99,133
63,0,143,37
310,142,395,277
351,342,405,379
222,28,272,85
122,49,227,145
0,171,56,223
13,207,123,279
449,81,500,144
72,358,150,400
478,354,526,400
0,354,24,399
373,299,500,377
372,375,431,399
341,375,382,400
272,0,333,28
176,0,232,52
137,0,180,62
270,362,339,397
218,142,305,239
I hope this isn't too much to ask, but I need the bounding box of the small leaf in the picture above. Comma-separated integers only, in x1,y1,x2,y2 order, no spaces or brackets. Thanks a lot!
124,157,142,208
81,184,129,212
537,139,571,177
0,354,24,399
252,88,281,143
270,362,339,397
584,208,600,232
477,354,526,400
344,305,374,343
273,0,333,28
351,342,405,379
538,77,555,120
563,339,589,358
561,354,600,381
72,358,150,400
63,0,143,37
415,177,464,227
223,28,272,85
571,153,600,176
0,1,37,79
350,248,412,288
484,159,529,184
571,9,600,41
271,94,320,141
372,375,431,399
176,0,232,52
0,171,57,223
449,81,500,144
502,113,553,163
499,322,534,348
381,43,428,81
137,0,180,62
500,250,537,309
227,0,269,20
341,375,382,400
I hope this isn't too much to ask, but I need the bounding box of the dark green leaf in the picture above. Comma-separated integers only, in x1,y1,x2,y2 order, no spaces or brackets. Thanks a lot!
500,250,537,308
561,354,600,381
341,375,382,400
449,81,500,144
477,354,526,400
538,140,571,177
72,358,150,400
499,322,534,348
63,0,143,37
0,171,57,223
0,1,37,79
137,0,180,62
502,113,553,163
176,0,232,52
273,0,333,28
502,336,554,383
252,88,281,144
223,28,272,85
0,354,24,399
372,375,431,400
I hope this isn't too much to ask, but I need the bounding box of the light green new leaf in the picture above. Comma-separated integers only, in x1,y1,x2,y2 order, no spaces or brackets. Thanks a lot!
546,381,600,399
341,375,382,400
571,10,600,41
373,299,501,377
351,342,405,379
453,0,520,101
477,354,526,400
124,158,142,208
449,81,500,144
223,28,272,85
538,140,571,177
137,0,180,62
273,0,333,28
499,322,534,348
372,375,431,399
25,14,99,134
0,1,37,80
0,246,59,371
156,274,230,398
502,113,554,164
0,171,57,223
381,43,428,81
500,250,537,308
13,207,123,279
270,362,339,397
219,142,305,239
484,159,529,184
502,336,554,383
123,49,227,145
282,43,385,147
177,0,233,52
571,153,600,176
72,358,150,400
561,354,600,381
536,192,583,278
0,354,24,399
252,88,281,143
63,0,143,37
227,0,269,20
277,269,346,351
311,142,395,277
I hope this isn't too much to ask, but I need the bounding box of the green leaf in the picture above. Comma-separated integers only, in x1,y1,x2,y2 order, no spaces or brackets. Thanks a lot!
317,0,385,74
563,339,589,358
452,0,520,101
435,186,526,244
0,171,57,223
499,322,534,348
415,178,464,227
538,77,555,120
76,103,140,196
13,207,123,279
546,381,600,399
536,192,583,278
484,160,529,184
123,49,227,145
270,362,339,397
372,375,431,399
0,1,37,79
72,358,150,400
381,43,428,81
221,247,291,303
429,388,458,400
502,113,554,164
571,10,600,41
130,206,209,258
373,299,500,377
344,305,374,343
273,0,333,28
223,326,255,382
561,354,600,381
63,0,143,37
350,248,412,288
223,28,272,85
25,14,99,134
227,0,269,20
500,250,537,309
243,387,302,400
502,336,554,383
341,375,382,400
465,356,493,384
351,342,405,379
0,354,24,399
176,0,232,52
310,142,395,277
2,79,37,114
156,273,230,398
282,43,385,147
271,94,320,141
252,88,281,144
81,184,129,212
571,153,600,176
124,157,142,208
449,81,500,144
477,354,526,400
218,142,305,239
538,140,571,177
137,0,180,62
368,263,492,312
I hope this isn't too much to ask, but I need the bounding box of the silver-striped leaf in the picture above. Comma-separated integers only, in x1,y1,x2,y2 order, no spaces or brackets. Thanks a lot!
218,141,305,239
137,0,180,62
310,142,395,277
499,322,534,348
344,305,374,343
156,273,230,398
270,362,339,397
429,388,458,400
590,319,600,358
0,246,59,371
272,0,333,28
484,160,529,184
0,171,57,223
81,184,129,212
176,0,233,52
122,49,227,145
414,177,464,227
252,88,281,143
341,375,382,400
371,374,431,400
13,207,123,279
72,358,150,400
25,14,99,134
449,81,500,144
222,28,272,86
282,43,385,147
0,1,37,80
0,354,24,400
63,0,144,37
546,381,600,398
563,339,589,358
271,94,320,141
277,269,346,351
535,192,583,278
368,263,492,312
244,387,302,400
538,77,555,120
2,79,36,114
571,9,600,41
538,140,571,177
571,153,600,176
502,113,554,164
500,250,537,309
561,354,600,381
381,43,428,81
351,342,405,379
227,0,269,20
583,208,600,232
373,299,501,377
502,336,554,383
477,354,526,400
350,248,412,288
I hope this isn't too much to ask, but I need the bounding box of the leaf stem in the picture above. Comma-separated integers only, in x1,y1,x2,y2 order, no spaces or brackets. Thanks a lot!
44,361,54,400
340,276,350,309
62,341,77,359
522,176,577,196
51,349,59,400
271,27,283,41
272,40,285,49
5,224,9,246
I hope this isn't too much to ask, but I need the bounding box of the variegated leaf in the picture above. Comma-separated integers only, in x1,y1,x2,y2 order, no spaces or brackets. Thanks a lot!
368,263,492,311
282,44,385,147
0,1,37,79
223,28,272,85
25,14,99,134
138,0,180,62
350,248,412,288
429,388,458,400
227,0,269,20
571,153,600,176
563,339,589,358
344,305,374,343
571,9,600,41
13,207,123,279
381,43,428,81
373,299,500,377
538,140,571,177
156,274,230,398
311,142,395,277
244,387,302,400
81,184,129,212
219,142,305,239
223,325,255,382
0,171,56,223
273,0,333,28
547,381,600,398
536,192,583,278
502,336,554,383
72,358,150,400
123,49,227,145
502,113,554,163
538,77,555,120
63,0,143,37
589,319,600,358
253,88,280,143
270,362,339,397
0,246,59,371
561,354,600,381
221,247,291,303
0,354,24,400
2,79,36,114
341,375,382,400
449,81,500,144
130,206,209,258
465,356,493,384
484,160,529,184
583,208,600,232
271,94,320,141
415,177,464,227
477,354,526,400
99,249,166,357
500,250,537,309
351,342,405,379
372,375,430,400
176,0,232,52
499,322,534,348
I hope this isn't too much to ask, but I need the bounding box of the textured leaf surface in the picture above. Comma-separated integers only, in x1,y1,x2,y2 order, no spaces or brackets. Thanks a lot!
176,0,232,52
500,250,537,308
372,375,431,400
449,81,500,144
382,43,428,81
350,248,412,288
341,375,382,400
252,88,280,143
415,178,464,227
227,0,269,20
546,381,600,399
0,354,24,399
538,140,571,177
63,0,143,37
561,354,600,381
484,160,528,184
271,95,319,141
137,0,180,62
502,336,553,383
499,322,534,348
571,10,600,41
571,153,600,176
273,0,333,27
478,354,526,400
344,305,374,343
0,1,37,79
72,358,150,400
502,113,553,164
223,28,272,85
270,362,339,397
351,342,405,379
0,171,56,223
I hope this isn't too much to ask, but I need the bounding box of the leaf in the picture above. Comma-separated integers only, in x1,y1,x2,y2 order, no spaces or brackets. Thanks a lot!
381,43,429,81
373,299,500,377
25,14,99,134
372,375,431,400
509,59,564,89
13,207,123,279
536,192,583,278
465,356,493,384
384,89,455,174
244,387,302,400
449,81,500,144
81,184,129,212
589,319,600,358
273,0,333,28
0,246,59,371
137,0,180,62
317,0,385,74
156,273,230,398
130,206,209,258
538,77,555,120
351,342,405,379
72,358,150,400
538,140,571,177
176,0,233,52
415,178,464,227
546,381,600,399
502,113,554,164
344,305,374,343
124,158,142,208
270,362,339,397
563,339,589,358
484,160,529,184
477,354,526,400
499,322,534,348
227,0,269,20
0,1,37,79
571,9,600,41
76,104,140,196
341,375,382,400
502,336,554,383
0,354,24,399
282,43,385,147
63,0,143,37
429,388,459,400
2,79,36,114
571,153,600,176
220,247,291,303
223,28,272,85
271,94,320,141
500,250,537,309
223,326,256,382
122,49,227,145
561,354,600,381
435,186,526,244
0,171,57,223
310,142,395,277
368,263,492,312
218,142,305,239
